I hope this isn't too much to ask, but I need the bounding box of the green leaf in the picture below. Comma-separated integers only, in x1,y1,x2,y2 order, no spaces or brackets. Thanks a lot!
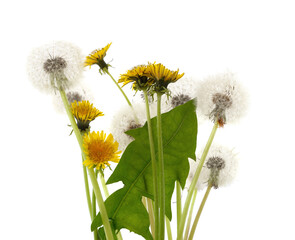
97,221,118,240
92,99,198,239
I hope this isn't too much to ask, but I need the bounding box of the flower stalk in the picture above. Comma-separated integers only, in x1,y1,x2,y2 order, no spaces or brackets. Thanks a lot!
92,170,99,240
143,90,159,240
184,189,198,240
176,181,182,234
88,168,114,240
177,120,218,240
59,87,113,240
165,216,173,240
105,69,132,107
83,163,92,217
188,183,212,240
157,92,165,240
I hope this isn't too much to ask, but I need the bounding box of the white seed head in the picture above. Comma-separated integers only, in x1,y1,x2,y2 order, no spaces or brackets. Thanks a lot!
186,144,239,190
110,102,157,152
52,82,93,114
27,41,84,94
196,72,248,124
162,76,198,112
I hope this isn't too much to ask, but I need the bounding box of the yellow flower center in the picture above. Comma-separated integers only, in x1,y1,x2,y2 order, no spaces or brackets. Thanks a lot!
83,131,121,170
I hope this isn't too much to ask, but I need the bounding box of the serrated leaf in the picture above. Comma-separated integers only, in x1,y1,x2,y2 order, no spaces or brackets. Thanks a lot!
92,99,197,239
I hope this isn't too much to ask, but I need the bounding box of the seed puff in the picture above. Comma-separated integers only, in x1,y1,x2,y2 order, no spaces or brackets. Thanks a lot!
196,72,248,125
27,41,84,94
186,144,239,190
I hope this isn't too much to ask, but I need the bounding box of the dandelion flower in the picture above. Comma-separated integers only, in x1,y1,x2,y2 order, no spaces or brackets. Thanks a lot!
118,65,153,92
196,72,248,125
27,41,84,94
71,100,104,131
110,103,157,151
186,144,239,190
83,131,121,170
147,63,184,94
84,43,112,72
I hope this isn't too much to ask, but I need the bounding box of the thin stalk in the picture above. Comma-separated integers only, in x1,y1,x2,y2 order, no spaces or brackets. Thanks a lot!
176,181,182,234
98,172,123,240
188,183,212,240
147,198,155,238
92,185,98,240
104,69,139,124
59,88,84,151
88,168,114,240
184,190,198,240
60,88,107,238
143,90,159,240
165,216,173,240
177,121,218,240
157,92,165,240
99,171,110,198
104,69,132,107
83,163,92,217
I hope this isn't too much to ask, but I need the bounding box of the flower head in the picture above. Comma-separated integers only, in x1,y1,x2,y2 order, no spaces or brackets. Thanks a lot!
84,43,112,73
52,82,93,114
71,100,104,131
196,72,248,126
83,131,121,170
147,63,184,94
186,144,239,190
118,65,153,92
27,41,84,94
110,103,157,151
161,76,198,112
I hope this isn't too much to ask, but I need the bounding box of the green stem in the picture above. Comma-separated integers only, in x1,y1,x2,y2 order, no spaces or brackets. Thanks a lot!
88,168,114,240
83,163,92,218
99,170,110,198
143,90,159,240
60,88,103,239
184,190,197,240
99,171,123,240
59,88,84,152
177,121,218,240
146,198,155,238
165,216,173,240
105,69,132,107
188,183,212,240
157,92,165,240
92,183,98,240
104,69,139,124
176,181,182,234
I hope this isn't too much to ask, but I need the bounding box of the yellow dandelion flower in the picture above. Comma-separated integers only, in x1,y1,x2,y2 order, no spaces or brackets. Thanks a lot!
84,43,112,72
118,65,153,91
71,100,104,131
83,131,121,170
147,63,184,93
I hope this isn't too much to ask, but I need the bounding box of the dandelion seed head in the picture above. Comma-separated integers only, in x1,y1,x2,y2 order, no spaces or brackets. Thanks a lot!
43,57,67,73
27,41,84,94
171,94,191,108
186,144,239,190
110,103,157,151
196,72,248,124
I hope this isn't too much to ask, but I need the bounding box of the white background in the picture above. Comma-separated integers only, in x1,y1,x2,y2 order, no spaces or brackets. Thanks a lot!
1,0,295,239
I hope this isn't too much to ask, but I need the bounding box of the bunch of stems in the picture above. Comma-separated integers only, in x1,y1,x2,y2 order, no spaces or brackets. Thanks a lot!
60,67,219,240
59,86,115,240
